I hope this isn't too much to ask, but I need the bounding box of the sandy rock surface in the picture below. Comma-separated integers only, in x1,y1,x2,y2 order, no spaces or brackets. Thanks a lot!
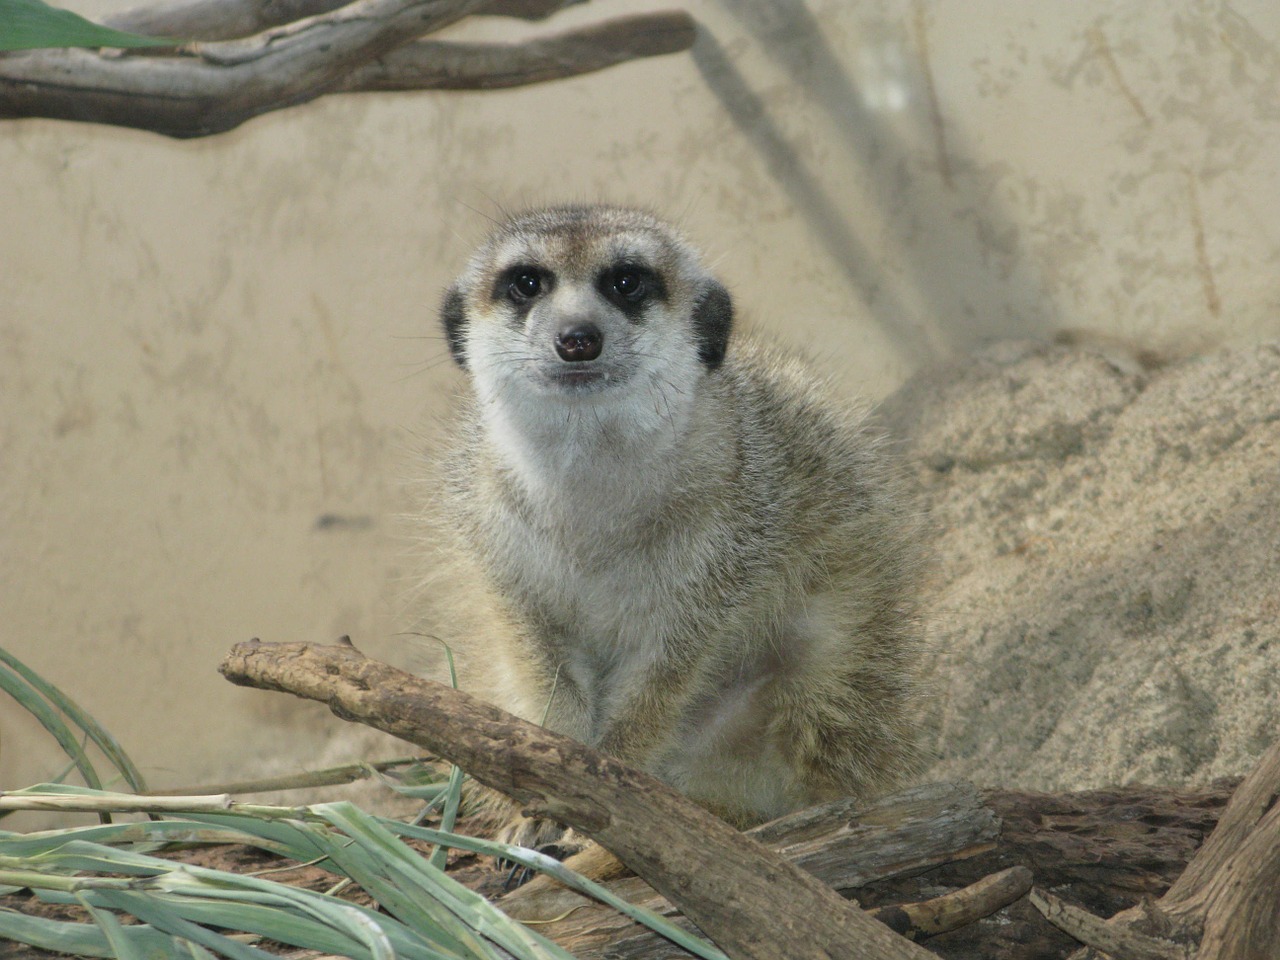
883,339,1280,792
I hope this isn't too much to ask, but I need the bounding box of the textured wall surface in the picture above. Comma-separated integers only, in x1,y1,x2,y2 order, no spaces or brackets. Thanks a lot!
3,0,1278,802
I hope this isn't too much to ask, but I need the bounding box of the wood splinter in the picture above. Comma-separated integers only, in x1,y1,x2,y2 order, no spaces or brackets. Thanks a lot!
870,866,1033,941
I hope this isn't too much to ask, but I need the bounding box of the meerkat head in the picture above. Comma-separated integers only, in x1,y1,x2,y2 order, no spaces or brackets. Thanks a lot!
439,207,733,425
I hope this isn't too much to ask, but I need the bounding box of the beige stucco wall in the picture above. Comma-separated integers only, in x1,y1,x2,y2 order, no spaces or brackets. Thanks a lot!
3,0,1278,802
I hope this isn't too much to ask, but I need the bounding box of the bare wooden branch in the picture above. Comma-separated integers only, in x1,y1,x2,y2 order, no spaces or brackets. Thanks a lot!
103,0,579,41
1195,798,1280,959
339,11,696,92
0,1,694,138
220,638,938,960
871,867,1033,941
104,0,356,42
1057,739,1280,960
602,867,1034,960
1031,888,1191,960
512,780,1235,960
0,0,491,136
478,0,584,20
499,781,999,948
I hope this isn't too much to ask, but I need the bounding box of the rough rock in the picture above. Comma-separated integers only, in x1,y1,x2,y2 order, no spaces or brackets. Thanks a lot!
883,339,1280,791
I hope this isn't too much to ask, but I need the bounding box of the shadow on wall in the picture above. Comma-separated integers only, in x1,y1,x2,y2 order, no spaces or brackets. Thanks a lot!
697,0,1057,357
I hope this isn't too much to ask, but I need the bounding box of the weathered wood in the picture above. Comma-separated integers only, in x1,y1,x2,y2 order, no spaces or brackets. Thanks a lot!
337,12,696,92
0,2,695,137
874,867,1033,941
220,638,939,960
603,868,1035,960
0,0,490,137
1031,889,1190,960
1053,738,1280,960
104,0,578,42
524,783,1233,960
499,781,999,953
863,783,1231,960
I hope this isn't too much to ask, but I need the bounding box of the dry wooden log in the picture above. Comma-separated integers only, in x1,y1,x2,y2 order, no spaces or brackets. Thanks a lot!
516,781,1234,960
219,638,1274,960
220,638,939,960
0,1,695,137
497,780,1002,952
1035,738,1280,960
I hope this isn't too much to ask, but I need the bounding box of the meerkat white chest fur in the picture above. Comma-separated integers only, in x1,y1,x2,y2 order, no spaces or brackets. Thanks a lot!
434,206,924,829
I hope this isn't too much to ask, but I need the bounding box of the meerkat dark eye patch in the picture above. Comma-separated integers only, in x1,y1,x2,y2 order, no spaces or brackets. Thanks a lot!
692,280,733,368
494,265,552,317
599,263,665,318
441,285,468,369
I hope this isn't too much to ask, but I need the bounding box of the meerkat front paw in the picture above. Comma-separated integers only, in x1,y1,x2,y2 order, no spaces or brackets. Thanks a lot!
494,818,592,887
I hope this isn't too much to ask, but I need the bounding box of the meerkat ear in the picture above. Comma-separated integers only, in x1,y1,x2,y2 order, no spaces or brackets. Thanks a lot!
692,280,733,368
441,285,468,369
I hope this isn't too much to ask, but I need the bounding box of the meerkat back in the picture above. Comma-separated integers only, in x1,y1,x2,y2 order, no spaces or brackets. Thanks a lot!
423,206,925,838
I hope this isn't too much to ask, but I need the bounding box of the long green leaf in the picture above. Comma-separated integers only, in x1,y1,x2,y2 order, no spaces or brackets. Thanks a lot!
388,821,729,960
0,660,106,798
0,0,175,50
318,803,574,960
0,646,147,792
94,889,281,960
77,893,154,960
0,906,175,958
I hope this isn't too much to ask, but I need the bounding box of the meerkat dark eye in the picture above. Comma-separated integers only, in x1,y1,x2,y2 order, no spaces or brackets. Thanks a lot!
612,270,646,300
509,271,542,301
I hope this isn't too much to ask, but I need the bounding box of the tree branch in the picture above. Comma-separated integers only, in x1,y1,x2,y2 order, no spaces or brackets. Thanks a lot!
339,11,696,92
220,638,938,960
0,1,694,137
1031,888,1191,960
0,0,492,136
103,0,580,41
1052,738,1280,960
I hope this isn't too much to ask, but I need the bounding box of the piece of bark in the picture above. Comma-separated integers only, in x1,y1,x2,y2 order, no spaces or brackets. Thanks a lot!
220,638,939,960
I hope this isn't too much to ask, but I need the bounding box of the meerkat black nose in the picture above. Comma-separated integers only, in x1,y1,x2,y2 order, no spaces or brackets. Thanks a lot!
554,322,603,362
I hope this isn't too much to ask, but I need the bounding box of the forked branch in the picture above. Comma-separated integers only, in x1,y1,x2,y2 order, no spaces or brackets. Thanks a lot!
0,0,695,137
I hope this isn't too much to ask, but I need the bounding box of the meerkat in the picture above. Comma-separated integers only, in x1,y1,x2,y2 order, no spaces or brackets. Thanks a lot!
424,205,925,859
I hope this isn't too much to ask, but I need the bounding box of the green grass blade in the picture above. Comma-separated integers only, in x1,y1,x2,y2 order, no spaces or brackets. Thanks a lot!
93,889,280,960
77,893,158,960
0,661,106,798
429,764,465,871
0,818,291,853
178,940,219,960
0,0,176,50
0,646,146,792
146,870,467,960
318,803,575,960
299,829,489,957
388,821,728,960
0,906,173,958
